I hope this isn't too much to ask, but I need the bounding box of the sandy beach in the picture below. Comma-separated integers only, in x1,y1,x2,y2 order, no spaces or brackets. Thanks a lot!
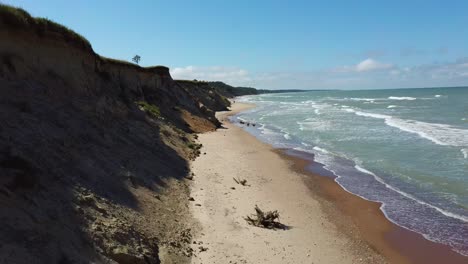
189,102,468,264
189,102,385,264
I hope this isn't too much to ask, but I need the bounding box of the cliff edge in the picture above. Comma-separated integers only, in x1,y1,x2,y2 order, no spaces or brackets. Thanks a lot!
0,4,229,264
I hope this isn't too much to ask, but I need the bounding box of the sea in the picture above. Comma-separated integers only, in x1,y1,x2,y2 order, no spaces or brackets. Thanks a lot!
233,87,468,256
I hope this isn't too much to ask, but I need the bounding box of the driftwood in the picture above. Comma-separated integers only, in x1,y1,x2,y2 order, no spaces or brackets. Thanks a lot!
244,205,287,230
233,177,249,186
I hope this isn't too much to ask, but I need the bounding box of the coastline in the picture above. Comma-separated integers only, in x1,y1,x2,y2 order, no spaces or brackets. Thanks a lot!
189,102,384,263
189,101,468,263
279,149,468,264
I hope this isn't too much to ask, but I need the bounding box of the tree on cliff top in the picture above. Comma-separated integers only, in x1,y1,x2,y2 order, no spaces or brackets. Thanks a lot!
132,55,141,64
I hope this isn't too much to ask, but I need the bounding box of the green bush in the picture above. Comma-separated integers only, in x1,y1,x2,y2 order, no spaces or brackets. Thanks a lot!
136,101,161,118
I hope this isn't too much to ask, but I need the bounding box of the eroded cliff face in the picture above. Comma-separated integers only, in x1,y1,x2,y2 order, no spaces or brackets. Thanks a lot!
0,10,229,264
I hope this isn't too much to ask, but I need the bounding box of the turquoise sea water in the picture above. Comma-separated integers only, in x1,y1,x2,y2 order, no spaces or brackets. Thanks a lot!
234,87,468,255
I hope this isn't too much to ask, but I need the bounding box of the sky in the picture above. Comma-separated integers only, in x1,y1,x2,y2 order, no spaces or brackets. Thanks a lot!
4,0,468,90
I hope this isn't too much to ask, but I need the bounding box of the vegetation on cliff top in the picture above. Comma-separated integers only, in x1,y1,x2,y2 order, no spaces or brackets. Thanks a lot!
176,79,209,85
0,3,92,51
1,4,171,73
207,81,308,98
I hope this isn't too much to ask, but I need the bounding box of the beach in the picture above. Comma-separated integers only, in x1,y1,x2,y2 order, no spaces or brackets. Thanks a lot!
189,102,468,264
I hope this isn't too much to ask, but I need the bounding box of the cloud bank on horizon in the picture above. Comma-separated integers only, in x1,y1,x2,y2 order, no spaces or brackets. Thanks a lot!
171,57,468,90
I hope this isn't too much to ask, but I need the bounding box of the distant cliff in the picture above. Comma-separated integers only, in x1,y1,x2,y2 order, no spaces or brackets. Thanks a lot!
207,81,308,97
0,4,230,264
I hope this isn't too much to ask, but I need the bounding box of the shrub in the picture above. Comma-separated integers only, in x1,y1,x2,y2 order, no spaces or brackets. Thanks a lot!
136,101,160,118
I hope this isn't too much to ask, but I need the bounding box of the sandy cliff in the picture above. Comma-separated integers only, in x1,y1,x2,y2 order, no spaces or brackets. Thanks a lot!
0,5,229,264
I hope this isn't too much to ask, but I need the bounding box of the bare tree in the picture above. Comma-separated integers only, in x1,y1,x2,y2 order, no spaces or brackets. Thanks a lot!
132,55,141,64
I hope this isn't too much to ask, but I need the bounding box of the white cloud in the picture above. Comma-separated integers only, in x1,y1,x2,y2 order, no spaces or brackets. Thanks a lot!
332,58,394,73
170,57,468,90
355,58,393,72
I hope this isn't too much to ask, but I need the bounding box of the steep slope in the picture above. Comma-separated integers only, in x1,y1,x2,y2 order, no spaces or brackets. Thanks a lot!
0,5,229,264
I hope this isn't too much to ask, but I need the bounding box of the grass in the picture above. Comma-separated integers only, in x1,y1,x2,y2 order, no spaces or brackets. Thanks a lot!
136,101,161,118
0,4,175,73
99,55,170,73
99,56,137,67
0,4,92,51
187,142,202,150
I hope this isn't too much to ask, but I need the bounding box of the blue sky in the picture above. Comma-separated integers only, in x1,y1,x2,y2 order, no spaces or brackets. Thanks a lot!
4,0,468,89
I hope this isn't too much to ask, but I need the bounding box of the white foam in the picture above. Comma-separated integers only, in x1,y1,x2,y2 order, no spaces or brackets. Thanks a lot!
283,133,291,140
435,94,442,98
354,165,468,222
293,147,314,154
388,96,417,100
349,98,376,102
387,105,398,108
385,119,468,146
354,111,391,119
349,110,468,147
313,146,330,154
462,149,468,159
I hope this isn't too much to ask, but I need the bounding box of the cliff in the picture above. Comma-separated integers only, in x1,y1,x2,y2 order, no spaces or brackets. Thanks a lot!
0,4,229,264
207,81,308,97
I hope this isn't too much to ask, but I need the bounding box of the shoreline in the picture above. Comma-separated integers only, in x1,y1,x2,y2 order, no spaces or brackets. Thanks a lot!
189,102,384,263
278,148,468,264
189,102,468,263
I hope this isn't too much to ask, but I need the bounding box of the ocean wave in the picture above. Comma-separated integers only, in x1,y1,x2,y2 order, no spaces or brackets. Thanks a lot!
292,147,315,155
387,105,398,108
385,119,468,146
283,133,291,140
236,116,248,122
347,110,468,147
354,111,391,119
313,146,330,154
259,126,278,136
388,96,417,100
349,98,376,102
435,94,442,98
354,165,468,222
462,149,468,159
309,103,331,115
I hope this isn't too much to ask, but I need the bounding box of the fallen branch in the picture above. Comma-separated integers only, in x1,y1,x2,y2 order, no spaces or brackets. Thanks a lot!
233,177,249,186
244,205,287,230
